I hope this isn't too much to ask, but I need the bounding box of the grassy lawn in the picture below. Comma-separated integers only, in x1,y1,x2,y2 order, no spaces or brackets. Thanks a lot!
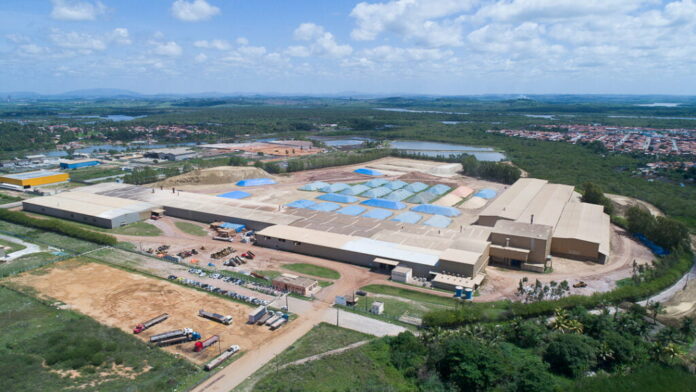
0,252,62,278
360,284,457,307
0,286,205,392
174,221,208,237
354,294,448,320
251,339,416,392
0,220,100,254
110,222,162,237
68,166,124,182
0,192,22,204
283,263,340,279
0,237,26,253
256,270,282,279
234,323,371,392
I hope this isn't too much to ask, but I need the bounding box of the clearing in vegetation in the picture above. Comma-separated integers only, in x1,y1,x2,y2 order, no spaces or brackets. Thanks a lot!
0,237,26,253
283,263,340,279
234,322,371,392
8,260,277,364
361,284,457,307
109,222,162,237
0,286,203,392
174,221,208,237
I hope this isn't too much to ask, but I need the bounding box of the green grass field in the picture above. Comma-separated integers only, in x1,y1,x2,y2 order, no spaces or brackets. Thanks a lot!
251,340,416,392
0,192,22,204
0,237,26,253
0,286,205,392
234,323,371,392
174,221,208,236
67,166,124,182
360,284,456,307
283,263,340,279
0,252,62,278
109,222,162,236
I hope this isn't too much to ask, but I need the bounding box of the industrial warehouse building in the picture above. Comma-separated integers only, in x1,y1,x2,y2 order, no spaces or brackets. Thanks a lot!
59,159,100,170
0,171,69,188
22,191,159,228
144,148,197,161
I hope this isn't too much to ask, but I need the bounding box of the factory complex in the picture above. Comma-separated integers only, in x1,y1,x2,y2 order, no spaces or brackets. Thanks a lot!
0,170,70,189
20,172,612,291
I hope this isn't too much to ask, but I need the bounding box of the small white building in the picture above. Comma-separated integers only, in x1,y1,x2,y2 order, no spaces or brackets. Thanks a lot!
391,266,413,283
370,301,384,315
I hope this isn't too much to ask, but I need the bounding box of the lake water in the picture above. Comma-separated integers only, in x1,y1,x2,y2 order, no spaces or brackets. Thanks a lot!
608,115,696,120
58,114,145,121
375,108,468,115
390,140,507,162
310,137,372,147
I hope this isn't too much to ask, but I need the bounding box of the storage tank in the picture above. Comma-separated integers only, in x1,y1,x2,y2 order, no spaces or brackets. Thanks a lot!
464,288,473,300
454,286,463,298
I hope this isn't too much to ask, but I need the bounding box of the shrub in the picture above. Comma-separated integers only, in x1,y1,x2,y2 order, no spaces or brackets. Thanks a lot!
543,333,598,378
0,209,117,246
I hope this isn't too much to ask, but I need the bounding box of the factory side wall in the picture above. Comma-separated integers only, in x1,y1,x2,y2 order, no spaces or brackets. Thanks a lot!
255,235,433,277
22,202,115,229
0,173,70,187
477,215,505,227
551,238,601,263
162,206,275,231
489,233,549,264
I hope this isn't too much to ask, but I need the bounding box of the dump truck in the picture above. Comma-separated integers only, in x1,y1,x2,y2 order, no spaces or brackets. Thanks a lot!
150,328,195,343
199,309,233,325
194,335,220,352
133,313,169,334
269,315,288,331
204,345,240,371
265,313,283,326
256,311,274,325
157,332,201,347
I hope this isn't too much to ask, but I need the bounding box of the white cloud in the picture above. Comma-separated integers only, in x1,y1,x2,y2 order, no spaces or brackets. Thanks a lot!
194,39,231,50
50,29,107,51
50,0,106,21
19,44,49,56
109,28,132,45
350,0,475,47
195,53,208,63
171,0,220,22
236,37,249,46
290,23,353,58
152,41,183,57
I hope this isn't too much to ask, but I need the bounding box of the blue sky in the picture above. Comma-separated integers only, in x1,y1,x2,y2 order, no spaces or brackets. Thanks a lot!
1,0,695,95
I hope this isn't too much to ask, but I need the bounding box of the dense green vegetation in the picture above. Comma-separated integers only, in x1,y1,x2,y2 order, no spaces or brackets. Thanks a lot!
0,286,204,392
626,206,690,250
283,263,340,279
0,210,117,246
460,154,522,184
0,192,22,204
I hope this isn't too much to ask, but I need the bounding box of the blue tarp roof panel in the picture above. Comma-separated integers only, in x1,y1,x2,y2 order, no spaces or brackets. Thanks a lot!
336,205,366,216
429,184,452,195
316,193,359,203
383,189,414,201
385,180,408,190
354,168,384,176
340,184,370,196
286,199,317,209
362,208,393,220
236,178,277,186
411,204,461,217
308,202,341,212
217,190,251,199
423,215,452,228
406,191,438,204
299,181,329,191
319,183,350,193
360,198,407,210
220,222,245,232
364,179,388,188
474,188,497,199
390,211,422,224
404,182,428,193
362,186,392,198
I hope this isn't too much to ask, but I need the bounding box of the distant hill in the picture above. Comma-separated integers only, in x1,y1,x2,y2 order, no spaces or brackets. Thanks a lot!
56,88,143,98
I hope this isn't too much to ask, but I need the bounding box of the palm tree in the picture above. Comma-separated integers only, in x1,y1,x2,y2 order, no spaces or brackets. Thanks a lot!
647,301,664,324
550,308,584,334
679,318,694,340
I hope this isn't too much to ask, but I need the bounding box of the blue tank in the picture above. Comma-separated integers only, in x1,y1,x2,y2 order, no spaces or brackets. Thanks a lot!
454,286,463,298
464,288,473,300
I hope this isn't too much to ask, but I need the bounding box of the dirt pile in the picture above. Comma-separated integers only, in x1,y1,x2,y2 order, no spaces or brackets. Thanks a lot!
158,166,273,186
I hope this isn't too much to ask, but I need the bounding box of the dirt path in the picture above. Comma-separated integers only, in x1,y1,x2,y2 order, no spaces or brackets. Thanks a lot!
278,340,370,370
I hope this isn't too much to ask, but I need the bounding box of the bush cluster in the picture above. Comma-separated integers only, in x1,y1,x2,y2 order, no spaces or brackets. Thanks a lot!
0,209,117,246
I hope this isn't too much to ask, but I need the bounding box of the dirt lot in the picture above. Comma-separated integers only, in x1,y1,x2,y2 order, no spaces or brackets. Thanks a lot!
9,260,277,364
158,166,274,187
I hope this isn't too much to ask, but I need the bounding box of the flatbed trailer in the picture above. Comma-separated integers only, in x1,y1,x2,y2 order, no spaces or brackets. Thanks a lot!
199,309,232,325
204,345,240,371
133,313,169,334
150,328,193,343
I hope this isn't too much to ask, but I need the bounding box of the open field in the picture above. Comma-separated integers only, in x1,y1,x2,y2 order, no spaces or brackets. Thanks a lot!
68,166,124,182
234,322,371,392
8,260,278,364
0,252,62,278
175,221,208,236
0,237,26,253
283,263,340,279
250,339,415,392
0,285,203,392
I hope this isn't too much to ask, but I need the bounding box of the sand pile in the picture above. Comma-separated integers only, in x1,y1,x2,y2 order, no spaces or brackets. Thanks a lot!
157,166,272,186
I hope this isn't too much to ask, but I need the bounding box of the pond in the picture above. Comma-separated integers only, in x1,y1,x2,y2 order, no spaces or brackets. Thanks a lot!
389,140,507,162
